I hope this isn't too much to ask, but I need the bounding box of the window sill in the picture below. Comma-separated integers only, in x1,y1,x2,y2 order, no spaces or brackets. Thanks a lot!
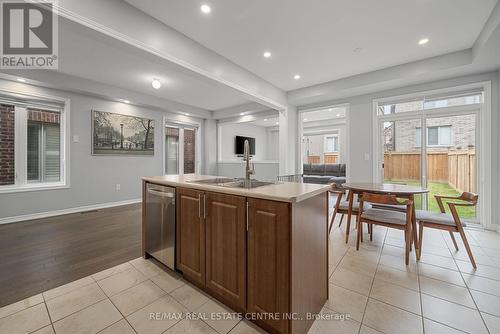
0,182,69,194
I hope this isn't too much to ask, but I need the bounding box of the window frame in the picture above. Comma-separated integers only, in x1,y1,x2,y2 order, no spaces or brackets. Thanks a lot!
324,134,339,153
0,89,69,194
415,125,453,148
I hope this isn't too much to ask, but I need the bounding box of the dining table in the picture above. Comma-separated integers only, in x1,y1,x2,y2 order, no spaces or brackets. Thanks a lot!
341,182,429,259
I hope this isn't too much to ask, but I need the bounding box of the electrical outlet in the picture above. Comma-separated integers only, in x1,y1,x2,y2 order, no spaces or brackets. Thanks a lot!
73,135,80,143
115,184,121,191
364,153,370,161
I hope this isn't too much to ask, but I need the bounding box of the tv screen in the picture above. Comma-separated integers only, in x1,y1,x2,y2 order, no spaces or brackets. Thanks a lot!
235,136,255,155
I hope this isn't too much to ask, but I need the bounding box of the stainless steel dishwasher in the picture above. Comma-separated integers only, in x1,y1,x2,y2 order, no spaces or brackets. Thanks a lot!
145,183,176,270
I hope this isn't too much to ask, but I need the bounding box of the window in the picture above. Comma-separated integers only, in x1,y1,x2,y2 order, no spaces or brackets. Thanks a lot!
415,125,452,147
378,92,483,115
0,98,66,192
325,135,338,152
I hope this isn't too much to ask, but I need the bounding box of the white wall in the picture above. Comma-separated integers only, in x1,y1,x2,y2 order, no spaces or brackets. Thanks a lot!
0,79,204,220
266,128,279,160
218,122,278,162
297,71,500,227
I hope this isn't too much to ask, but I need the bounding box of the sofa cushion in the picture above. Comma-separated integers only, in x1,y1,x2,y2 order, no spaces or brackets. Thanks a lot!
325,164,340,176
303,163,312,174
310,164,326,175
303,176,331,184
340,164,346,175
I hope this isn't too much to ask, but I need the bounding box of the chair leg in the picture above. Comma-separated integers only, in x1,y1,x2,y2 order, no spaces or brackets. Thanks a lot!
405,224,411,265
356,219,362,250
360,222,363,243
338,214,344,227
328,210,337,234
457,228,477,269
449,231,459,251
418,223,424,260
370,224,373,241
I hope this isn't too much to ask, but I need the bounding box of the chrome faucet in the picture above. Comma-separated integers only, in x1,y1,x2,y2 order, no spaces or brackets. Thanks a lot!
243,139,254,187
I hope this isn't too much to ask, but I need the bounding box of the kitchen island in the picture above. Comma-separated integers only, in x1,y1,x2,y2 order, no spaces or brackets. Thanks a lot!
142,174,330,334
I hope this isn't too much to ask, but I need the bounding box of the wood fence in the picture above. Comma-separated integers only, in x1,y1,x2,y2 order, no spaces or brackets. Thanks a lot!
384,150,475,192
307,154,339,164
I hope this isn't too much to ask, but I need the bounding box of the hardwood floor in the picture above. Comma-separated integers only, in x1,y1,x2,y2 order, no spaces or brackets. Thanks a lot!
0,203,142,308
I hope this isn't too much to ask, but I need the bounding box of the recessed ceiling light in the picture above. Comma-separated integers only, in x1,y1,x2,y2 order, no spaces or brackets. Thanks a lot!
418,38,429,45
275,122,279,125
303,118,308,121
336,113,341,117
123,100,130,104
263,51,271,58
200,4,211,14
294,74,301,80
151,79,161,89
240,112,246,116
264,118,268,121
184,112,190,116
328,108,333,112
17,78,26,82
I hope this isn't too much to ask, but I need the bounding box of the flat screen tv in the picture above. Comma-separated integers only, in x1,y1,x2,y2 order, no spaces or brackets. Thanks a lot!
235,136,255,156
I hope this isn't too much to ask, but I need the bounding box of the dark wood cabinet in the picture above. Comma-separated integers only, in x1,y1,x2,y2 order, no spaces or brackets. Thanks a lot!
176,187,205,287
247,198,291,334
172,186,327,334
205,192,247,311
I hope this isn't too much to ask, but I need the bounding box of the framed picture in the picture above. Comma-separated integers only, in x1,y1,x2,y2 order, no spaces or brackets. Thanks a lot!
92,110,154,155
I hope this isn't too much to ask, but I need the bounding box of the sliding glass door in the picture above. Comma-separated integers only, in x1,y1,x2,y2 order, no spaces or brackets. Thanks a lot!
376,92,481,222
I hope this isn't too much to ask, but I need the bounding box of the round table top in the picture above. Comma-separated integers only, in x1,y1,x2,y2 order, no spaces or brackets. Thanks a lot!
342,182,429,194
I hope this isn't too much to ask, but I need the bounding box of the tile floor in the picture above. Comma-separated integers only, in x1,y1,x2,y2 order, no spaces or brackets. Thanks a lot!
1,215,500,334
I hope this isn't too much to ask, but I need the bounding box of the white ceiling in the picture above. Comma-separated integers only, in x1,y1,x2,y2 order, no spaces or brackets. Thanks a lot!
125,0,497,91
302,108,346,122
57,18,251,111
248,117,279,127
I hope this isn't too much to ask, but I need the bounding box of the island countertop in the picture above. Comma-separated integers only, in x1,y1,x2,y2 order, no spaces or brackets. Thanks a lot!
142,174,330,203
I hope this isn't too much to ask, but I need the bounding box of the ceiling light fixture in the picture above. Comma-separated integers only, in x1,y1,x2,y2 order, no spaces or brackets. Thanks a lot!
328,108,333,112
151,79,161,89
263,51,271,58
303,118,308,121
336,113,341,117
17,78,26,82
418,38,429,45
123,100,130,104
264,118,268,121
200,4,211,14
184,112,190,116
294,74,301,80
275,122,279,125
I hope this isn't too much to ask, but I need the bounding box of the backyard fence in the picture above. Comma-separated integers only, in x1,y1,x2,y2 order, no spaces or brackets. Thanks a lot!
307,153,338,164
384,150,475,193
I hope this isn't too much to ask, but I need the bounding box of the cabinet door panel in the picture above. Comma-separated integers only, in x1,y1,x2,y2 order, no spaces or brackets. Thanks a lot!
247,198,290,334
205,192,247,310
176,188,205,286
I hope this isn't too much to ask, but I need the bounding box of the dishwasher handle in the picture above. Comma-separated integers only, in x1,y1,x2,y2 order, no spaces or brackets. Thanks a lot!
147,188,174,199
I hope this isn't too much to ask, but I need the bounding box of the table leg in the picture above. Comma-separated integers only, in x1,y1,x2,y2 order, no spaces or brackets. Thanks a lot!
345,191,354,244
410,194,420,260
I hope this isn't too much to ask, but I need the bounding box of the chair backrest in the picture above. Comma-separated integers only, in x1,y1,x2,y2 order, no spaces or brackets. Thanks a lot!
329,182,346,194
459,192,479,205
361,192,411,207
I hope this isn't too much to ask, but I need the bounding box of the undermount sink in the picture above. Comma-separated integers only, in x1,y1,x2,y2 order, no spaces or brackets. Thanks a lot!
189,177,236,185
190,178,276,189
224,180,275,189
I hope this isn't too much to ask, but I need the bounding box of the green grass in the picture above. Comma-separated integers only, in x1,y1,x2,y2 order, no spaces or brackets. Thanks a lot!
385,180,476,219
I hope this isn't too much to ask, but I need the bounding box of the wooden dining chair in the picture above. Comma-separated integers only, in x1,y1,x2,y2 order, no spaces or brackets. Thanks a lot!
357,193,414,265
328,184,371,234
416,192,478,268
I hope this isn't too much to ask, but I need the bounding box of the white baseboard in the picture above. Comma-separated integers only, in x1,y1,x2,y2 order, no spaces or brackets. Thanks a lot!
0,198,141,225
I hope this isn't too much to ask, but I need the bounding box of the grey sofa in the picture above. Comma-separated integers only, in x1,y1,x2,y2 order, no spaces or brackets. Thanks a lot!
302,163,346,185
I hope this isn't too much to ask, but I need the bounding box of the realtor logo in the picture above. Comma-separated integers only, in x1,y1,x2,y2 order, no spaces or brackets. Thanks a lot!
1,0,58,69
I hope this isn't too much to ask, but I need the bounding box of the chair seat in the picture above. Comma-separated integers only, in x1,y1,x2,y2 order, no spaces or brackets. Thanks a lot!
416,210,467,227
371,204,406,212
338,201,371,211
361,208,407,226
